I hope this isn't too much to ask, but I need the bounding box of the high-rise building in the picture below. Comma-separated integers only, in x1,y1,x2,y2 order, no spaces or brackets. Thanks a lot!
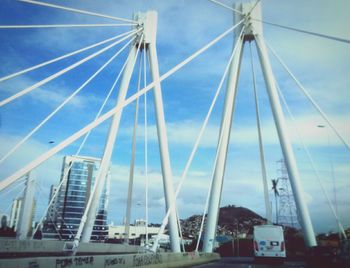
42,155,109,241
9,197,36,236
9,198,22,231
47,185,58,222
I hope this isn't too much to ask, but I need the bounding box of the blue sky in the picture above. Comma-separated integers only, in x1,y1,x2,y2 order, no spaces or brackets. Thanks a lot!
0,0,349,235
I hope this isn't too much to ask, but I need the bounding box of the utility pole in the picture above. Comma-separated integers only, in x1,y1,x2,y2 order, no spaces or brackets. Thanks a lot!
276,159,300,229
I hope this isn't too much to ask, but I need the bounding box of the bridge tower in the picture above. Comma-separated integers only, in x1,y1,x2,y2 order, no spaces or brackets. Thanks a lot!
72,10,181,253
203,2,317,252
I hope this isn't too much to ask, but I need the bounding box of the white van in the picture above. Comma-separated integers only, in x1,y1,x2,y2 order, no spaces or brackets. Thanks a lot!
253,225,286,261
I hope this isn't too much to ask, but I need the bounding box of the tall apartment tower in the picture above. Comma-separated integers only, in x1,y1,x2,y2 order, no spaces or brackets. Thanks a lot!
9,198,22,231
42,155,109,241
9,197,36,236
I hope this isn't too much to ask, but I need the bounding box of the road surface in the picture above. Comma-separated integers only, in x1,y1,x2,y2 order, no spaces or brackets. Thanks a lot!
194,257,305,268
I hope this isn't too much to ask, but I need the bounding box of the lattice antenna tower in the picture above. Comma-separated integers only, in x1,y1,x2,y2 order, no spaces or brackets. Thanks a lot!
277,159,300,229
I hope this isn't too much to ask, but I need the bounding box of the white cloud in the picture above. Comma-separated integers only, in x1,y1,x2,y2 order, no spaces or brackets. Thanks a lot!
1,0,349,232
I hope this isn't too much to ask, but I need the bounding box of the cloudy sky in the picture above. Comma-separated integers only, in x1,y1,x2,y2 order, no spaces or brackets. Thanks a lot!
0,0,349,235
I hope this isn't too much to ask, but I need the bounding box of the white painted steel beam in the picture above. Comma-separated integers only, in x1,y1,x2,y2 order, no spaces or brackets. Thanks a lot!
203,34,245,253
79,44,139,243
144,11,181,253
249,43,272,224
16,173,35,240
251,0,316,247
0,23,236,193
254,34,317,247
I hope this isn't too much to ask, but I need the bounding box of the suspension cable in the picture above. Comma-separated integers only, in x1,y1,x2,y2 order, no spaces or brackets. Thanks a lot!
0,22,243,191
0,36,136,165
0,176,26,195
34,182,68,240
38,187,79,240
0,29,141,107
124,49,143,243
31,42,136,239
0,23,135,29
19,0,138,24
143,46,149,247
276,81,347,239
265,40,350,152
196,30,245,251
74,34,145,244
207,0,243,15
195,108,226,251
2,186,25,217
0,30,137,83
247,0,261,16
249,42,272,224
194,29,249,244
255,19,350,45
152,27,245,252
0,178,26,219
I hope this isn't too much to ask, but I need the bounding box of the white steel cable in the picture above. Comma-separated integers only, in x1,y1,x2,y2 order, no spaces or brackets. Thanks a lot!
0,176,26,195
265,41,350,152
34,182,68,239
0,36,136,165
19,0,138,24
2,186,25,216
195,116,226,252
74,34,145,244
32,172,66,239
0,23,243,191
31,40,136,239
247,0,261,15
124,52,142,243
143,47,149,247
194,30,245,252
0,23,135,29
0,29,137,83
36,177,89,239
0,29,141,107
249,42,272,224
152,27,245,252
154,20,243,85
276,82,347,239
1,176,26,226
207,0,243,14
255,19,350,44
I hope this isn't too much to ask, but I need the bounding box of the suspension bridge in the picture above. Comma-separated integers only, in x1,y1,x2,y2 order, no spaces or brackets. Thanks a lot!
0,0,349,267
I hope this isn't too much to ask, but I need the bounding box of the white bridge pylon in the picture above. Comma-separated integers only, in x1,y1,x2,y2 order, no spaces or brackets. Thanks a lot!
2,0,349,255
203,2,317,252
0,2,242,253
75,11,181,252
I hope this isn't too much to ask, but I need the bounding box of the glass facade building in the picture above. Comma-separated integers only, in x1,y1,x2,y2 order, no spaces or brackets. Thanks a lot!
42,155,109,241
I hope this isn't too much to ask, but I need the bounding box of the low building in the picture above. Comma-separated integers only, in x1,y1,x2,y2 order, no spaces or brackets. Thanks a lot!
108,220,160,241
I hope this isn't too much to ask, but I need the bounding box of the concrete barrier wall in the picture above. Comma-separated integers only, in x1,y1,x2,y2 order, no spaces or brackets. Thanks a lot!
0,239,139,256
0,252,220,268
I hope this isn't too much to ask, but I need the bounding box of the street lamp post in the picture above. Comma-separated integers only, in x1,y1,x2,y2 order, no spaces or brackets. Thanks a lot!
317,124,340,238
